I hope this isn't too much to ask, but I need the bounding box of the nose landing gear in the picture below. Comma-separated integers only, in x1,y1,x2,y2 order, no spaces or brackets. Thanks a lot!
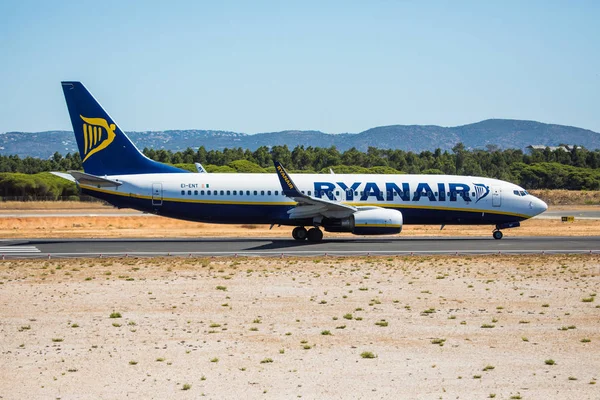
291,226,323,242
492,221,521,239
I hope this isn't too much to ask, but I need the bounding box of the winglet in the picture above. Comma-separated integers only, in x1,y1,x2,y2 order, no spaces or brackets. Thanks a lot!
274,161,303,197
195,163,207,173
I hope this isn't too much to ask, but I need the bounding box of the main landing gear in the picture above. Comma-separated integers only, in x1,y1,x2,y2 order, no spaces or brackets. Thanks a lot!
292,226,323,242
492,230,503,240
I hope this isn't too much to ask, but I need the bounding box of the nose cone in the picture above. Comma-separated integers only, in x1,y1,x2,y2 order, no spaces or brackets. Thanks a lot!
530,197,548,216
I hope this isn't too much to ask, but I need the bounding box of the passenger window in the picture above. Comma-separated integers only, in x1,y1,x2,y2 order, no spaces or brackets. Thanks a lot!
246,190,250,195
227,190,231,195
254,190,257,195
220,190,224,195
471,192,475,197
187,190,192,195
308,191,312,195
181,190,185,195
336,191,339,196
239,191,243,196
201,190,205,195
261,190,265,195
194,190,198,195
233,190,237,195
354,191,358,196
267,190,271,195
275,190,279,195
301,191,305,194
435,192,438,196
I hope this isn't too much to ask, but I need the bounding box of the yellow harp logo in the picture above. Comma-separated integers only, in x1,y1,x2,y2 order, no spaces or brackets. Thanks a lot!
80,116,116,162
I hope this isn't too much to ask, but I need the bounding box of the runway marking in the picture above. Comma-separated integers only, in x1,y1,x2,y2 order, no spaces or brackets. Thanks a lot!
0,246,41,253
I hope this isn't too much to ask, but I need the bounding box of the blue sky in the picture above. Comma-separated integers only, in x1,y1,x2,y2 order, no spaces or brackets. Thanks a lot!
1,0,599,134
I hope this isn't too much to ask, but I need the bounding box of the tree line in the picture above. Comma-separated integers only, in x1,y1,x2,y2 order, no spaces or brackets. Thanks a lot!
0,144,599,199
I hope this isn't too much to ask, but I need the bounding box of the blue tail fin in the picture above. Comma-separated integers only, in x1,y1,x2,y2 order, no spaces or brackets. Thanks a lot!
61,81,188,175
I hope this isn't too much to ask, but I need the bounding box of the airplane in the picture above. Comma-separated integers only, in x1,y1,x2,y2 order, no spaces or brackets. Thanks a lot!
55,81,548,242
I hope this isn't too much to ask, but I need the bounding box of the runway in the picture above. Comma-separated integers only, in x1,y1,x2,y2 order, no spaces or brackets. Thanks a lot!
1,236,599,258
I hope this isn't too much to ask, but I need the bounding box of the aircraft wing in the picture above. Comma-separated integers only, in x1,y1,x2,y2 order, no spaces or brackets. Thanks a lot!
274,161,357,219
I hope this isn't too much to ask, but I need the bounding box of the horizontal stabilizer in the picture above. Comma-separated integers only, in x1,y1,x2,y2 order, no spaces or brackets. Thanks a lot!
68,171,123,187
50,171,76,183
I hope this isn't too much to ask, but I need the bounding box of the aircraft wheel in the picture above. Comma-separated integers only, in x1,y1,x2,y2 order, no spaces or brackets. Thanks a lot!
292,227,307,241
493,230,503,240
307,227,323,243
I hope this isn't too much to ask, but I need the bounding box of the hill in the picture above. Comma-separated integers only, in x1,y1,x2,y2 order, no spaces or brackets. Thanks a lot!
1,119,599,158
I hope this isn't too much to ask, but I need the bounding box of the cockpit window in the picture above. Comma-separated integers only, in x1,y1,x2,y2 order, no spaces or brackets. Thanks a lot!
513,190,520,196
519,191,526,196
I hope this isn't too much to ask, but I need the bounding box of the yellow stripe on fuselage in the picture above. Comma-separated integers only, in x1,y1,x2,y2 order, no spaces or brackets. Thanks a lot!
80,185,530,219
354,224,402,228
349,202,529,219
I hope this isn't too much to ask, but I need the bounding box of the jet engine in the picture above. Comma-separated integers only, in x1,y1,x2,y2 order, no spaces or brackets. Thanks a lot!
322,208,403,235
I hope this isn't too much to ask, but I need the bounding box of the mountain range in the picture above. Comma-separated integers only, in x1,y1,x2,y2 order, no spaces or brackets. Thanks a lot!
1,119,599,159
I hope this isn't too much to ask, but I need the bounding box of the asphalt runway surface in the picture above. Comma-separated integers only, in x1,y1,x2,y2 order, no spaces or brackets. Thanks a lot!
536,209,600,219
0,236,599,258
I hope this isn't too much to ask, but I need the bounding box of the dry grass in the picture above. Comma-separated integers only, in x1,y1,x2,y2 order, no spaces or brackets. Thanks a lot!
0,190,598,239
1,255,598,399
0,214,598,239
529,189,600,205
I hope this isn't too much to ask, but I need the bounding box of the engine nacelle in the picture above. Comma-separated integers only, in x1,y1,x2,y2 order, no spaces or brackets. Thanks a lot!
322,208,403,235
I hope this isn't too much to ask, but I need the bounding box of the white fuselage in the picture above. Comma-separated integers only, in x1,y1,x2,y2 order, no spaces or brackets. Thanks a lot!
80,172,548,225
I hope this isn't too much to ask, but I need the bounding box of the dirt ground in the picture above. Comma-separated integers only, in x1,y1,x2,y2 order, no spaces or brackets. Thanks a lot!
0,255,598,399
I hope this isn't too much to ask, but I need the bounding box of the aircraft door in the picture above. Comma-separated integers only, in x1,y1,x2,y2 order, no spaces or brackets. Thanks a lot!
152,183,163,206
492,187,501,207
